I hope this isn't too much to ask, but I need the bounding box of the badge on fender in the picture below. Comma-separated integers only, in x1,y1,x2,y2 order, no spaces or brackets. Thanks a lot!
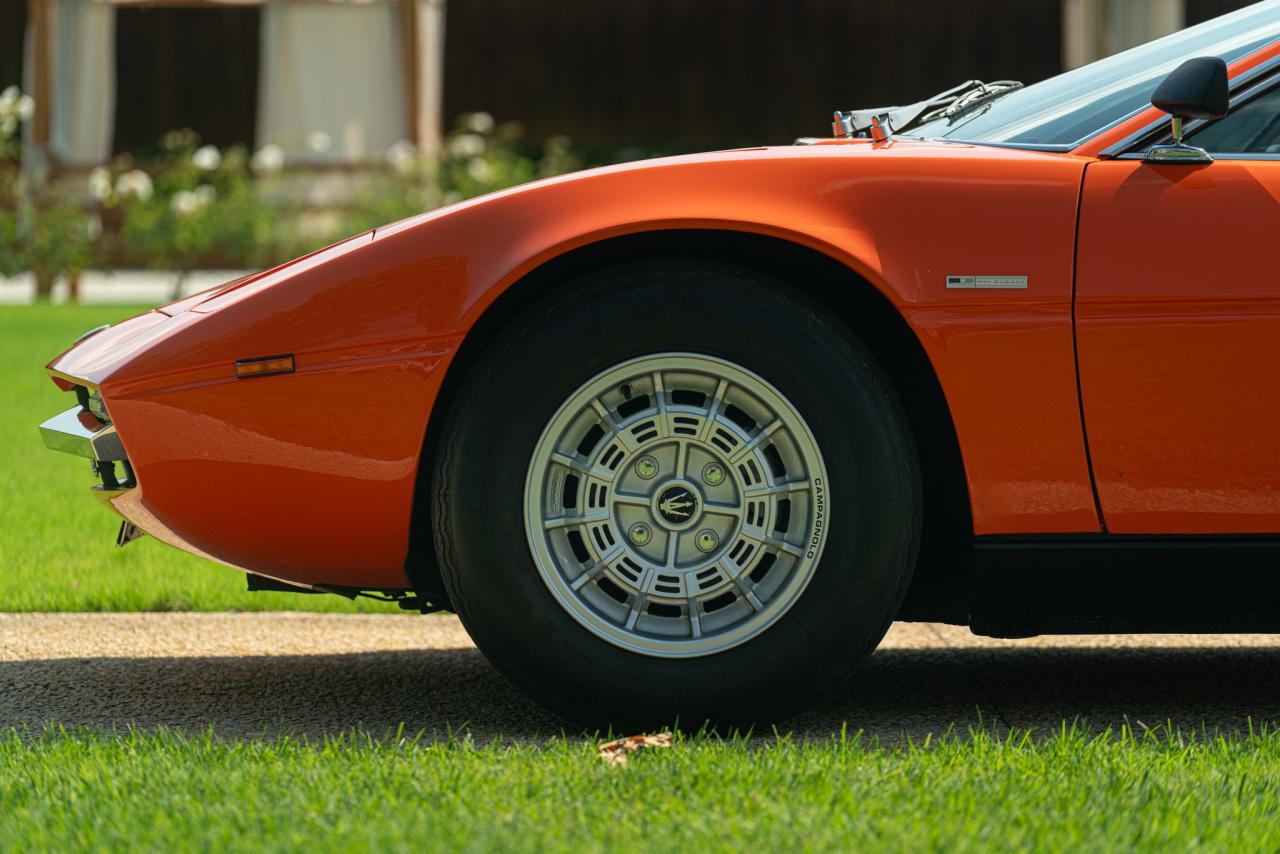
946,275,1028,289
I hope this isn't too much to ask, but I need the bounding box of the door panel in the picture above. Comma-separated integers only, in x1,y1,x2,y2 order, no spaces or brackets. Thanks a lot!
1076,159,1280,533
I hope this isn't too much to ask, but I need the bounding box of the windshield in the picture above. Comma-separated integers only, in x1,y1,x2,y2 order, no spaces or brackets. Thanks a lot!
904,0,1280,147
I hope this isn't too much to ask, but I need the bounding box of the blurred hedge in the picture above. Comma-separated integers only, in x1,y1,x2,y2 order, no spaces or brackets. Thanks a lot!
0,97,590,299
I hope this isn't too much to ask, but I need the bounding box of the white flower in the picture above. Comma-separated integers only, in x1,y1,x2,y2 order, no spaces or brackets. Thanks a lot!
88,167,113,200
115,169,154,201
465,112,495,134
192,145,221,171
448,132,485,158
0,86,26,136
170,191,198,217
169,185,214,218
251,143,285,174
385,139,418,175
306,131,332,154
466,157,494,182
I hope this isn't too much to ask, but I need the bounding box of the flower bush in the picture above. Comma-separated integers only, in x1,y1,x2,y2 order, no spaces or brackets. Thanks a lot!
339,112,584,235
2,106,590,296
0,87,97,296
92,128,282,270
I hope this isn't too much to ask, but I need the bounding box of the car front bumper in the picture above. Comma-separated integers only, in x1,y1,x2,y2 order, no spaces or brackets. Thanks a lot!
39,406,127,463
39,376,139,518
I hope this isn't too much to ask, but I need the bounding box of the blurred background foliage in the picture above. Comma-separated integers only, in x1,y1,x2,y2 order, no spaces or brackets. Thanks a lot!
1,0,1257,300
0,97,589,297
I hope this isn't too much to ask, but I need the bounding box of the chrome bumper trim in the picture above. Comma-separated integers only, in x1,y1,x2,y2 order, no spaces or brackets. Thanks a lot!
39,406,127,462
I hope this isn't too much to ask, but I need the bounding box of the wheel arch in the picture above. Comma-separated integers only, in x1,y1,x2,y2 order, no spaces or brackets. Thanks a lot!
406,229,973,622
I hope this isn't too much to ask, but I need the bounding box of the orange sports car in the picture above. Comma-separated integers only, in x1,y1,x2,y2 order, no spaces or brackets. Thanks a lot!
40,4,1280,728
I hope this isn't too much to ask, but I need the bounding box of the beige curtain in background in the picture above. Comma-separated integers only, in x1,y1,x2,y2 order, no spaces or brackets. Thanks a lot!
1063,0,1186,68
256,0,409,163
23,0,116,166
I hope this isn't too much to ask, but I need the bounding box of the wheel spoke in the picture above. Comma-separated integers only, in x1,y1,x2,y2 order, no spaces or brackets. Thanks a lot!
611,490,650,507
590,399,639,452
624,565,656,630
651,371,670,438
729,419,783,464
740,526,804,557
624,598,645,630
698,378,729,442
736,581,765,611
713,560,763,610
570,545,624,590
744,479,810,498
551,451,616,482
702,500,741,518
544,510,609,529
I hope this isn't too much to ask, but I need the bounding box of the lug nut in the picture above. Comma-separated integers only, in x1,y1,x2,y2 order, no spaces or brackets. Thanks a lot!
628,523,653,546
702,462,726,486
635,456,659,479
694,529,719,553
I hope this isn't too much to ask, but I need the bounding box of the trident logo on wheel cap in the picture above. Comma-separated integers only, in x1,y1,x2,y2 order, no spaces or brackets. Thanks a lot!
657,486,698,524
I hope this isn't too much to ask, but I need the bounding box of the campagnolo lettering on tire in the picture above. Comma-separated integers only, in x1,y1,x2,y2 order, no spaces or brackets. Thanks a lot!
523,353,830,658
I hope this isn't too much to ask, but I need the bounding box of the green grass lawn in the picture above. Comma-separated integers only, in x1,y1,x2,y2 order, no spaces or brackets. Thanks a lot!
5,308,1278,854
1,724,1278,851
0,304,392,612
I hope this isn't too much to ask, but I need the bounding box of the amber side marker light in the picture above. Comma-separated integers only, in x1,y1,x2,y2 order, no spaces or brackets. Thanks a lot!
235,355,295,379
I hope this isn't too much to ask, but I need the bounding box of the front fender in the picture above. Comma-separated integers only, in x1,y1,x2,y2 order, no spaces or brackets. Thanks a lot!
370,141,1101,535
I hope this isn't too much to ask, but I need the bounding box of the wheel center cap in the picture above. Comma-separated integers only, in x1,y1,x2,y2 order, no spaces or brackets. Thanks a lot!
654,483,700,528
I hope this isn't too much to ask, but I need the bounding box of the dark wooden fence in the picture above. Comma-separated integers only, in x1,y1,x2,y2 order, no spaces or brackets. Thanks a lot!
444,0,1066,151
444,0,1262,152
0,0,1262,158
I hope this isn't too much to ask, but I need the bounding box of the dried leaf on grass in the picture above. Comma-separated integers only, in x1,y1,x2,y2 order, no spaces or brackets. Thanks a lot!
596,732,675,766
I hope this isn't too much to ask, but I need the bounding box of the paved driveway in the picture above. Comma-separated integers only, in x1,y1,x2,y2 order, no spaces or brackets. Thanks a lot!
2,613,1277,742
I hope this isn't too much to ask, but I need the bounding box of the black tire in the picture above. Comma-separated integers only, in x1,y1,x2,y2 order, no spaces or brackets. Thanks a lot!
432,260,921,730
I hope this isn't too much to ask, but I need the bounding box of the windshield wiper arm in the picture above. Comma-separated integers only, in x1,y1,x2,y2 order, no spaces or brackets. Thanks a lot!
832,79,1022,139
917,80,1023,126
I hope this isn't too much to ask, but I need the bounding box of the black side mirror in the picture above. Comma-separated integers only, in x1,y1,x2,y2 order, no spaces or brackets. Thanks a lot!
1152,56,1229,119
1145,56,1229,164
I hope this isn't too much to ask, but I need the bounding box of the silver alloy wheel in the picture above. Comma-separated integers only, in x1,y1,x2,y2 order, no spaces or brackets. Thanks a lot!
524,353,830,658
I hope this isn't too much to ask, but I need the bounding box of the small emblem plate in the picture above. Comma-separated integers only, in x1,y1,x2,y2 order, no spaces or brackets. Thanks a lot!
657,486,697,524
946,275,1028,290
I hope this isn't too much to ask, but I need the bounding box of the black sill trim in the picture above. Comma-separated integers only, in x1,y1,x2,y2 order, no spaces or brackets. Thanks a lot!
967,534,1280,638
975,533,1280,548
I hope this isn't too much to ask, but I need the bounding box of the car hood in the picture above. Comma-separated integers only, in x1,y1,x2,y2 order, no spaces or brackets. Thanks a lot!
369,139,907,241
155,231,375,316
153,138,1001,317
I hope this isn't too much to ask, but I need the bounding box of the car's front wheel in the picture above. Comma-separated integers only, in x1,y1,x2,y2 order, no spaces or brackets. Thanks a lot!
433,261,920,729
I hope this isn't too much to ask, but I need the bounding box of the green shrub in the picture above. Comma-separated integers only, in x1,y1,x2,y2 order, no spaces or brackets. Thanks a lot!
3,102,593,286
1,87,100,298
85,112,588,273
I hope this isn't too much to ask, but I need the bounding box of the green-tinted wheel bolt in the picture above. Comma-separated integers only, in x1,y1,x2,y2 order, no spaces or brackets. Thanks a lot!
702,462,726,486
694,529,719,553
635,456,659,479
629,523,653,547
